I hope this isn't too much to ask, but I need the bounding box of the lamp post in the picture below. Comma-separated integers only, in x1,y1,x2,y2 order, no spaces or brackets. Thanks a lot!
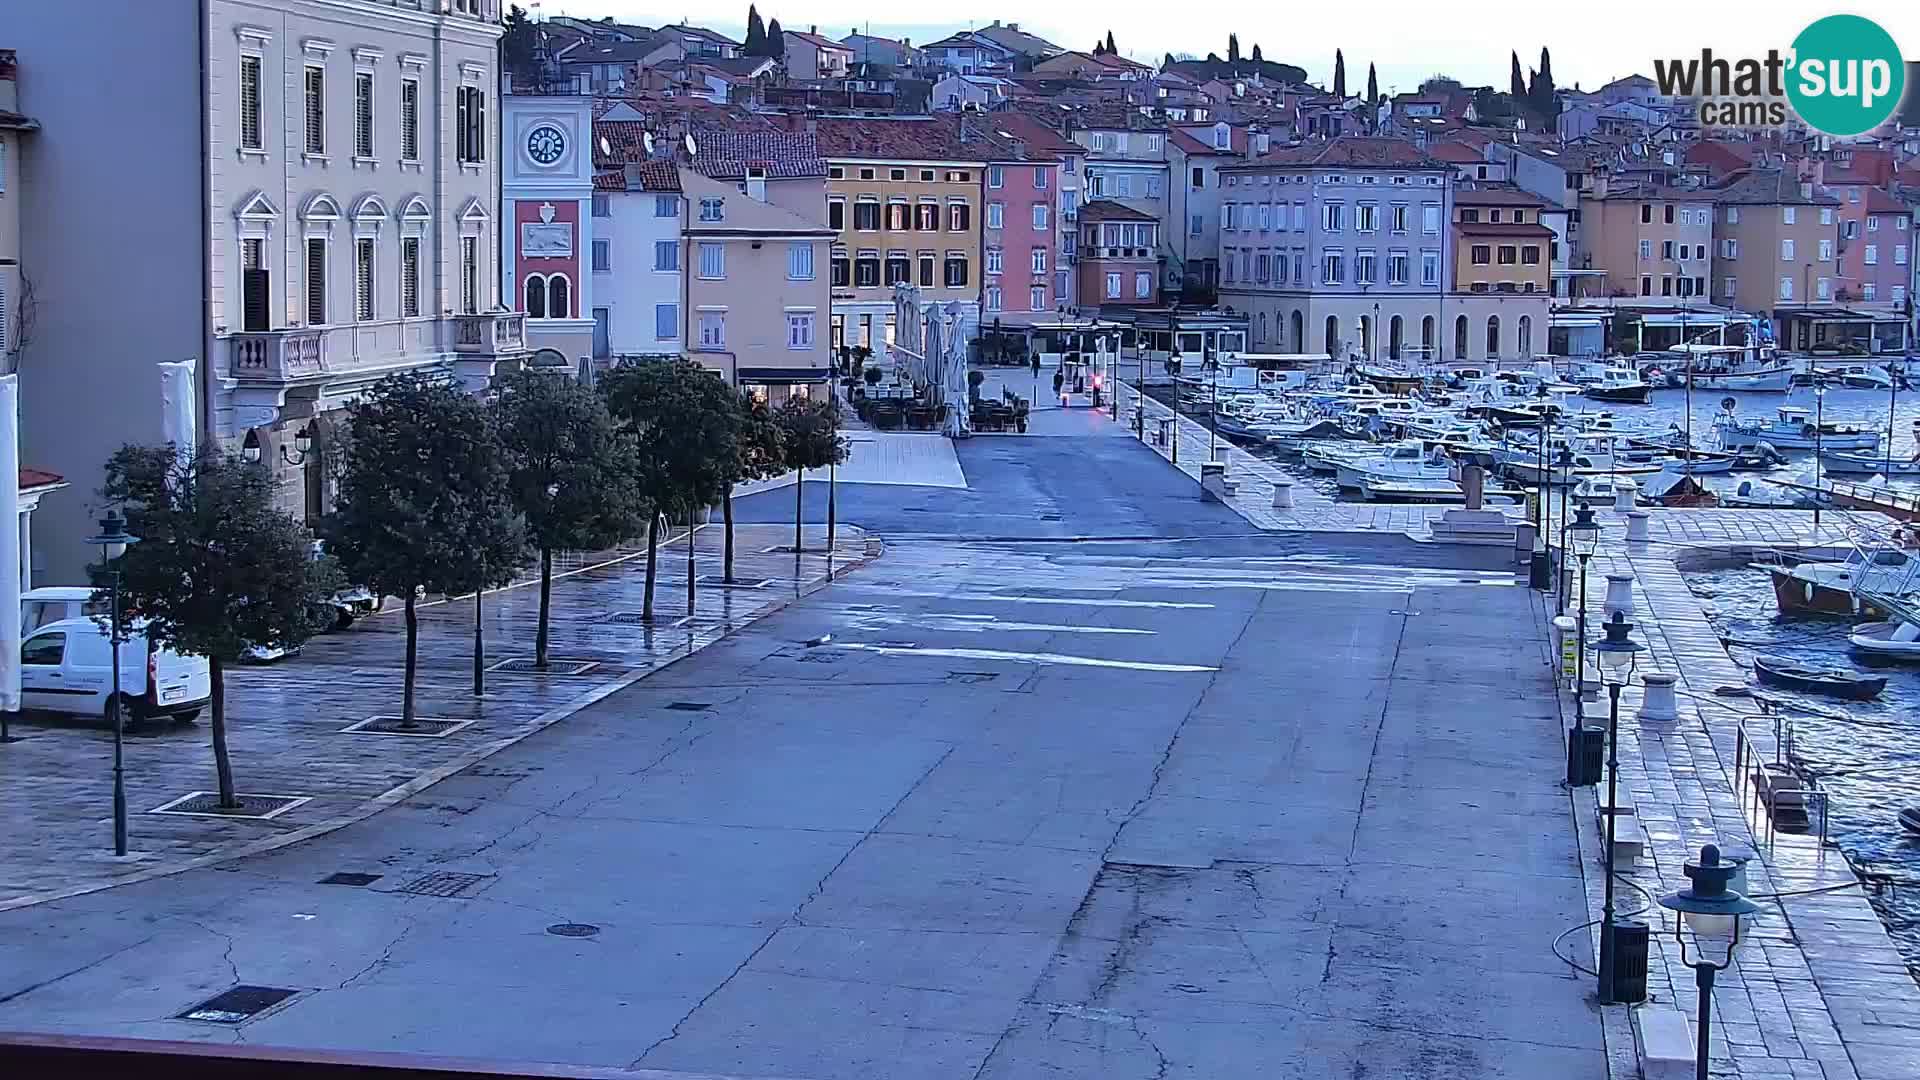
1206,341,1219,462
1813,379,1827,529
1569,506,1601,720
1594,610,1644,1004
1109,335,1121,421
1168,348,1183,465
1556,444,1577,613
86,510,139,857
1657,845,1762,1080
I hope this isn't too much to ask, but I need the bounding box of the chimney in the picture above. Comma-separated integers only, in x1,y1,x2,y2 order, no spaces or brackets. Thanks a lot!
810,25,817,35
623,163,644,187
746,166,768,202
1800,180,1813,200
1008,23,1020,31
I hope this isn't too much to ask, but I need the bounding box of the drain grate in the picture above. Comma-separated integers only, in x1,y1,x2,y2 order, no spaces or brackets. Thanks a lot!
695,575,773,589
946,671,1000,684
599,611,651,625
149,792,311,820
318,872,381,887
397,871,492,898
486,657,599,676
341,716,475,738
665,701,712,712
546,922,601,938
179,985,300,1024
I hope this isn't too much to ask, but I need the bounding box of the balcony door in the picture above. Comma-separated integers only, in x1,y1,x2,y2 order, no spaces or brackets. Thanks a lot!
241,238,269,332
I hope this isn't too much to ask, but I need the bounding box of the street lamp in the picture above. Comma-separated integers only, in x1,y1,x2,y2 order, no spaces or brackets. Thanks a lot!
1205,341,1220,462
85,510,139,857
1813,380,1827,529
1167,348,1183,465
1657,845,1762,1080
1569,505,1601,719
1555,444,1577,612
1593,610,1644,1004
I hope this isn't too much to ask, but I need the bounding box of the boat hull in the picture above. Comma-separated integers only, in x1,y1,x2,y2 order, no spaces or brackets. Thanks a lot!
1753,657,1886,700
1692,368,1795,392
1766,566,1888,617
1583,384,1653,404
1849,621,1920,658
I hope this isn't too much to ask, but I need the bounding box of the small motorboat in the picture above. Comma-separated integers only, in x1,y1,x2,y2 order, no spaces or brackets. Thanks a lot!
1849,619,1920,659
1751,655,1887,700
1900,807,1920,835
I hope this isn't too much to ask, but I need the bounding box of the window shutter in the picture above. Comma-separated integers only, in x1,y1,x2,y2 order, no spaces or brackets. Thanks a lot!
306,239,327,324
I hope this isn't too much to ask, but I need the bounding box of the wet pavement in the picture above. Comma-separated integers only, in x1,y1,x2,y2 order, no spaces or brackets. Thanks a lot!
0,419,1599,1079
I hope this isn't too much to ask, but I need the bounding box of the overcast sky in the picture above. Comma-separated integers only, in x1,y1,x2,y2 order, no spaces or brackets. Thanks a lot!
530,2,1917,96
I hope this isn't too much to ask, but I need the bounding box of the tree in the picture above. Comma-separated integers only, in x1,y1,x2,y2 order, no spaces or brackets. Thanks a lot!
1420,74,1464,97
773,397,848,555
1104,31,1116,55
1367,63,1379,114
1228,34,1239,64
1533,47,1560,124
1094,40,1106,56
765,18,784,57
600,360,740,621
103,447,333,808
326,373,525,726
1163,52,1176,70
500,4,539,86
1510,51,1527,99
1251,44,1263,63
743,5,765,55
721,391,785,583
1332,50,1346,98
495,370,646,671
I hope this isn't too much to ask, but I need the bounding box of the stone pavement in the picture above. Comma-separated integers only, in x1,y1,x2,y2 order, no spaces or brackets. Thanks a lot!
1559,506,1920,1080
0,522,872,911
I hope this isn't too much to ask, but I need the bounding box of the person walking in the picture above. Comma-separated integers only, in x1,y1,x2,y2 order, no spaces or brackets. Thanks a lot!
1052,368,1065,408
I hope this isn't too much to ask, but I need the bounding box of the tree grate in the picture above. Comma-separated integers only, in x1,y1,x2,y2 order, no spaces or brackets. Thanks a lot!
396,871,492,898
695,575,774,589
486,657,599,676
341,716,474,738
319,872,382,887
149,792,310,820
665,701,712,711
178,985,300,1024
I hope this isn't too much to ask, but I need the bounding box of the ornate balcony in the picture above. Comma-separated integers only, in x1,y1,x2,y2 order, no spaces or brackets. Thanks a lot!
450,311,526,356
230,330,327,382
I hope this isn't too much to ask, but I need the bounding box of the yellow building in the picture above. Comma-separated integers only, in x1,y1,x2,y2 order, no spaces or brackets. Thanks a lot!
1704,169,1840,340
1451,189,1553,295
1577,179,1715,302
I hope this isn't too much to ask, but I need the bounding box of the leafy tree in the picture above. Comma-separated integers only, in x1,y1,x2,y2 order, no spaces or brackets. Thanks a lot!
765,18,785,57
1251,44,1262,63
1205,52,1221,63
1332,49,1346,98
1105,31,1116,55
1227,34,1239,64
500,4,539,86
721,391,786,583
495,369,646,670
102,447,334,808
1421,74,1464,96
773,397,849,554
600,360,740,621
743,5,765,55
326,373,526,726
1510,51,1526,99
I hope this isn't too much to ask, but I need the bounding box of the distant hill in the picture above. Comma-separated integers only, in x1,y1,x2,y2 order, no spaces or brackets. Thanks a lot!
1166,57,1310,89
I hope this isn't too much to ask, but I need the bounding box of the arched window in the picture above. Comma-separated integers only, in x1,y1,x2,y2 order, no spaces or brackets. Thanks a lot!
1518,315,1533,358
1324,315,1340,358
1421,315,1436,360
1258,311,1269,344
1454,315,1469,360
1486,315,1501,359
548,274,571,319
1357,314,1372,361
1388,315,1404,361
524,275,547,319
1289,311,1304,352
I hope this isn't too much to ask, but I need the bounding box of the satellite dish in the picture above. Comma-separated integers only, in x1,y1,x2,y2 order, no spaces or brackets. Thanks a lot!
642,131,655,154
684,133,698,157
598,135,612,158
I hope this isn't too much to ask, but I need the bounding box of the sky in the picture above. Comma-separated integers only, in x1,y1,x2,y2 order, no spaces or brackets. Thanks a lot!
528,2,1919,97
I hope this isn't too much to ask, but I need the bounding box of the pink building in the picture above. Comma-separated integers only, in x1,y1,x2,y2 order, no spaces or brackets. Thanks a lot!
1823,164,1912,350
981,148,1063,325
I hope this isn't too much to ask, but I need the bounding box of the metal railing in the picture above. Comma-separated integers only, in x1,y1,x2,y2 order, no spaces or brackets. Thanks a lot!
1732,704,1831,850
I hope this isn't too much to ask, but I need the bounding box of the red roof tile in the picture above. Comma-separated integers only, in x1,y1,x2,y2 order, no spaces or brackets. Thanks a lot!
20,468,63,490
1080,199,1156,222
1865,187,1912,215
1427,141,1486,164
984,111,1083,157
1454,186,1548,207
1454,221,1557,237
808,114,999,163
1234,136,1448,170
691,129,826,179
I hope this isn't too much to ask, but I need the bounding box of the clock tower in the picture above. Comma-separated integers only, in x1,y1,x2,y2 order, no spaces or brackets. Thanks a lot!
501,90,594,365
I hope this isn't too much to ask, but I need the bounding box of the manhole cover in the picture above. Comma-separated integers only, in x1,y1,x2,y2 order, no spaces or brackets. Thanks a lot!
318,872,381,887
665,702,712,712
149,792,310,820
179,985,299,1024
487,657,599,676
397,871,492,898
695,575,773,589
546,922,601,938
340,716,475,738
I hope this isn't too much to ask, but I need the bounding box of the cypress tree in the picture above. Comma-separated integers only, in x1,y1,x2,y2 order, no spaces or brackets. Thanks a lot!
743,5,765,55
1332,49,1346,98
1105,31,1116,55
1228,34,1240,63
765,18,784,57
1510,51,1526,99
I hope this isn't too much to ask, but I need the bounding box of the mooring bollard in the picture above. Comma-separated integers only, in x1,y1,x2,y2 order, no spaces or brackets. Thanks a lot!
1613,482,1637,512
1272,477,1294,509
863,536,882,558
1625,510,1650,543
1637,671,1678,724
1603,572,1636,618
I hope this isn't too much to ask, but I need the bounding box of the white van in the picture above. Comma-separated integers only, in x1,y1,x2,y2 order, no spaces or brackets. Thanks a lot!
22,586,108,634
19,617,212,725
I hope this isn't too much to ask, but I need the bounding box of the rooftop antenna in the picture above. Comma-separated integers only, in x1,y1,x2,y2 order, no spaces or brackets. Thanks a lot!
642,130,655,156
684,132,699,159
599,134,612,158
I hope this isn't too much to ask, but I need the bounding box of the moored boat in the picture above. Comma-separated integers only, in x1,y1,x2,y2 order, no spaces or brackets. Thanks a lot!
1849,618,1920,658
1751,655,1886,700
1759,546,1920,618
1714,406,1881,452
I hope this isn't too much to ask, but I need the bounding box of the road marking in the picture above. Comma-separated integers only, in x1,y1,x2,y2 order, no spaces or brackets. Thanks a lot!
834,643,1216,673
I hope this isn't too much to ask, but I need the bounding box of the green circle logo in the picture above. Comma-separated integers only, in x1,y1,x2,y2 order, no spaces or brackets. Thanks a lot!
1786,15,1905,137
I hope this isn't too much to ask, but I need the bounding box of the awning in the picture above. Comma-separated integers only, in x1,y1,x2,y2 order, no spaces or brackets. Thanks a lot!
1550,315,1608,328
1637,312,1743,327
736,367,834,384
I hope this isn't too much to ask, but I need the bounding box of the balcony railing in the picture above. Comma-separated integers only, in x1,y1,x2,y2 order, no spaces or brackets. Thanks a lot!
230,314,528,385
230,330,326,381
450,311,526,355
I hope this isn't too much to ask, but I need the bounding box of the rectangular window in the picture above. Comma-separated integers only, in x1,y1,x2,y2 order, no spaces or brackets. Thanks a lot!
985,286,1002,313
1497,246,1517,265
1355,250,1376,285
985,248,1003,275
1030,285,1047,311
1293,203,1306,230
1779,276,1794,300
1821,207,1834,225
400,79,419,160
855,255,880,287
1894,286,1908,305
1818,276,1830,300
1357,204,1377,232
916,203,939,230
986,202,1003,229
1460,209,1480,223
1663,204,1674,224
306,238,327,324
1322,250,1344,284
828,200,845,230
1421,250,1439,285
1135,271,1152,298
1783,206,1797,225
1870,215,1882,233
400,236,420,317
1723,276,1737,296
353,72,374,158
1897,245,1908,265
886,253,911,285
948,203,971,231
831,254,850,287
1864,283,1878,301
304,66,326,155
887,202,909,230
1661,239,1674,260
353,238,374,321
654,241,679,271
456,86,486,163
944,256,969,287
1222,204,1236,232
1641,276,1652,296
461,236,478,314
1639,239,1653,259
1031,248,1047,274
655,194,678,218
239,55,263,150
1106,272,1122,298
988,165,1004,188
591,194,611,217
1255,252,1269,283
854,201,880,230
1471,245,1491,265
592,239,611,273
1781,238,1795,261
698,311,725,347
1033,204,1048,229
699,198,724,223
787,312,814,350
1865,244,1879,265
788,242,815,280
655,303,677,339
698,242,725,279
1387,250,1408,285
1191,214,1204,236
1391,204,1408,232
1421,205,1440,234
918,255,935,287
1323,203,1344,231
1521,246,1540,265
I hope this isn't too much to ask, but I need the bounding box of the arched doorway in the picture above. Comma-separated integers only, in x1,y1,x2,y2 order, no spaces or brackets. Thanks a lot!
1422,315,1436,361
1454,315,1469,360
1486,315,1501,360
1388,315,1404,361
1324,315,1340,358
1290,311,1304,352
1258,311,1269,345
1357,315,1372,362
1518,315,1533,358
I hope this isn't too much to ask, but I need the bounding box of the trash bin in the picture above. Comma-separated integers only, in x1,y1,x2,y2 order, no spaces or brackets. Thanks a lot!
1607,919,1649,1003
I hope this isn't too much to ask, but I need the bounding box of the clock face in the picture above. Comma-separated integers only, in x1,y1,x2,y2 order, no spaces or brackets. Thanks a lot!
527,125,566,165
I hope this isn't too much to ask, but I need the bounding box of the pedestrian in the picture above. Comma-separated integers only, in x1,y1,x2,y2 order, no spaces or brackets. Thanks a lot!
1052,369,1065,397
1030,352,1041,378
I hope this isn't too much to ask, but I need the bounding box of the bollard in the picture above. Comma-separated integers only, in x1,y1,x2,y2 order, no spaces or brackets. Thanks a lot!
864,536,882,558
1637,671,1678,724
1613,482,1637,512
1271,477,1294,509
1603,572,1636,618
1514,522,1538,567
1625,510,1650,543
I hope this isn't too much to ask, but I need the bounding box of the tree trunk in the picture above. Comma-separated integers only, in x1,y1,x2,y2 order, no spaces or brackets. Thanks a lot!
535,547,553,670
209,656,237,809
401,592,419,727
643,512,659,622
723,490,735,583
794,467,804,553
687,514,697,614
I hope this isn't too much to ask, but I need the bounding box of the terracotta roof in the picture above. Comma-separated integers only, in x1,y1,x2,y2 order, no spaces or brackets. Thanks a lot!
1706,168,1838,206
1454,186,1546,207
20,468,63,490
1427,141,1485,164
1235,136,1447,170
985,111,1083,157
691,129,826,179
0,109,37,132
808,114,1000,163
1454,221,1557,237
783,29,850,51
1079,199,1157,222
593,161,681,192
1170,125,1247,155
1864,187,1912,215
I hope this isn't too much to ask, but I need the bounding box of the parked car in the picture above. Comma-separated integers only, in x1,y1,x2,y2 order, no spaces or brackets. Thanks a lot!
21,585,108,634
310,541,379,630
18,617,211,725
